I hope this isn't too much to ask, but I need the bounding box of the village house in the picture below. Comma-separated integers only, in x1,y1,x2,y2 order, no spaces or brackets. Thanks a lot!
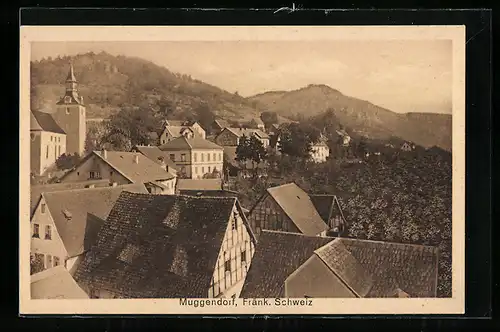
240,230,439,298
401,142,416,152
249,117,265,131
30,110,67,176
212,119,230,134
52,64,87,156
267,123,280,135
58,150,177,195
74,192,257,299
30,183,148,275
31,265,89,299
308,194,348,237
159,136,224,179
131,145,178,177
336,129,351,147
246,183,329,240
310,140,330,163
215,128,270,148
159,120,206,144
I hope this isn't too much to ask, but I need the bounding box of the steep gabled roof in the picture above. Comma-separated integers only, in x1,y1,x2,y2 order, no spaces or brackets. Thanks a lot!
265,183,329,236
131,145,178,171
74,192,255,298
240,230,333,298
213,119,229,129
30,111,65,134
31,265,89,299
30,180,111,218
338,238,439,297
159,136,223,151
42,184,148,257
92,151,176,183
225,127,269,139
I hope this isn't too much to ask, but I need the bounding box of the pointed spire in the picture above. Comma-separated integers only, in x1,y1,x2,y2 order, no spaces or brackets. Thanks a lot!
66,62,77,83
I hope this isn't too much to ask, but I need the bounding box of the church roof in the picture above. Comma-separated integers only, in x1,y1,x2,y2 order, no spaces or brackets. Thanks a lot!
30,110,66,134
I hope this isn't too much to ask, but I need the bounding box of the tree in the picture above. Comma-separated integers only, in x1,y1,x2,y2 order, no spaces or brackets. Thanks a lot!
278,123,320,160
30,253,44,275
260,111,278,127
235,135,268,178
102,107,162,150
55,153,81,170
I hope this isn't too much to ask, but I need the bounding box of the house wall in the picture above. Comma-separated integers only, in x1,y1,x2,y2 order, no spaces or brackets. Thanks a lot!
60,154,131,184
284,255,356,298
247,194,300,240
30,131,67,176
191,149,224,179
310,145,329,163
215,129,238,147
157,178,177,195
30,196,68,273
208,204,256,298
191,123,206,139
163,149,193,178
53,104,86,156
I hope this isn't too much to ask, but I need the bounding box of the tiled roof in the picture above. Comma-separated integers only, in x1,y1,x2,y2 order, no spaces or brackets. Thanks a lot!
42,184,149,257
226,128,269,139
94,151,176,183
30,111,65,134
266,183,329,236
30,180,111,217
314,240,373,297
74,192,252,298
31,265,89,299
214,119,229,129
240,230,333,298
163,125,201,139
165,120,193,127
176,179,222,191
159,136,223,151
338,238,439,297
131,145,178,171
178,189,240,198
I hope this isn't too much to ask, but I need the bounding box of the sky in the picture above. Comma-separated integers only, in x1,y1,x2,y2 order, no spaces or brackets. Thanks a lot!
31,40,452,114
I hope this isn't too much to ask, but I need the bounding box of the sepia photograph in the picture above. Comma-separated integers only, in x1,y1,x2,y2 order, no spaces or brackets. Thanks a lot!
20,26,465,315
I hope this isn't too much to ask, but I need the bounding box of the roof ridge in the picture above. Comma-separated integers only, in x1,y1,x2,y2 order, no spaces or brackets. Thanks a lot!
261,229,335,239
338,237,439,251
42,183,145,196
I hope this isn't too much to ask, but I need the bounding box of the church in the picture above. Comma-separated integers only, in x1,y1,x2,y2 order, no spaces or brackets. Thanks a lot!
30,64,87,176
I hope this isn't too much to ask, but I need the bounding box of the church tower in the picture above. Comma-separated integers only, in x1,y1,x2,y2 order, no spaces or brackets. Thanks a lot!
53,63,86,156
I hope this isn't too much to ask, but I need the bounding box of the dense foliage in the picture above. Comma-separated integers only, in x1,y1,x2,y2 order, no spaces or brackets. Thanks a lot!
55,153,82,170
234,143,452,297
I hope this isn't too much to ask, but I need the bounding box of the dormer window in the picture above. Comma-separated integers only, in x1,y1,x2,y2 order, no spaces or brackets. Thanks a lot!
62,209,72,221
64,96,71,104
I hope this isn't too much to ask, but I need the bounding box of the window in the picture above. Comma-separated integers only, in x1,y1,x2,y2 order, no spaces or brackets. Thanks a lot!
64,97,71,104
207,153,210,162
224,259,231,273
58,137,61,143
202,167,205,174
231,218,236,230
194,167,198,174
181,154,186,162
110,171,113,176
41,204,46,214
45,225,52,240
46,146,49,159
208,166,211,173
213,153,216,161
241,250,247,263
32,224,40,238
201,153,204,162
46,255,52,268
50,136,53,142
53,256,60,266
193,153,197,162
219,153,222,161
170,154,175,161
89,171,100,179
30,133,35,141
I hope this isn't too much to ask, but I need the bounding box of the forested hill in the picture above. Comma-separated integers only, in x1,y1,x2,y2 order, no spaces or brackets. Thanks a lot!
30,51,261,121
249,84,452,151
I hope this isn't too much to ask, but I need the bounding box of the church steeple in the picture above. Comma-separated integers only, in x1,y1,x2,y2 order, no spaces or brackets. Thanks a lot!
57,63,83,106
65,63,78,93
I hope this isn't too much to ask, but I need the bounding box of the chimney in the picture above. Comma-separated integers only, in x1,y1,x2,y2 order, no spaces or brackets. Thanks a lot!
134,154,139,164
101,148,107,159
